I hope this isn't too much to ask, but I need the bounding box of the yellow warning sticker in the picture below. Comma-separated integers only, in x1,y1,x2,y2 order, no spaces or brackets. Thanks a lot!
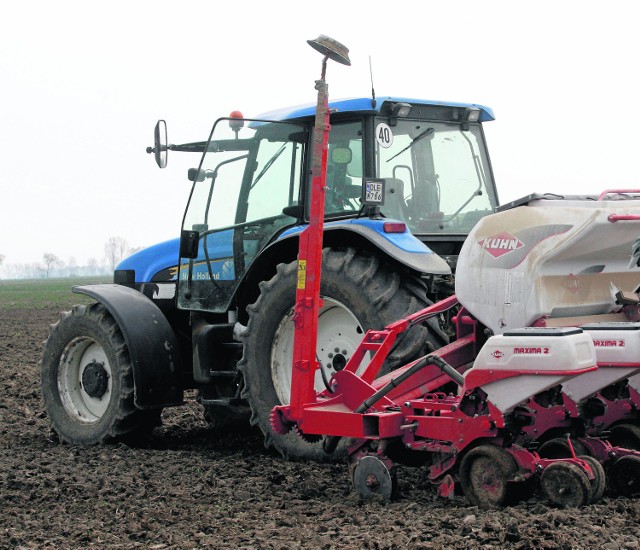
297,260,307,289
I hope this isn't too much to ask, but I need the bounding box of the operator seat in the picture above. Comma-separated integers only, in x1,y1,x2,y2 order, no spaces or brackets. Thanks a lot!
383,178,408,221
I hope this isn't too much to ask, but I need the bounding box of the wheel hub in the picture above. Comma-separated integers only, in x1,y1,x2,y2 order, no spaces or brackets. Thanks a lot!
81,360,109,398
330,351,347,371
271,297,365,404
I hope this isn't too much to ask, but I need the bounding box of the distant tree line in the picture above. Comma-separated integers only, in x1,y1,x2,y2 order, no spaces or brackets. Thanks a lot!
0,237,143,280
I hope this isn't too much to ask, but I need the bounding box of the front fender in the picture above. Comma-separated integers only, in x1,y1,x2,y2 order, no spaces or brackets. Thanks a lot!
73,284,183,409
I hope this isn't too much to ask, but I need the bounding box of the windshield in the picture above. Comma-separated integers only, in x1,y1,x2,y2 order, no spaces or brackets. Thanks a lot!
374,119,497,234
178,118,306,313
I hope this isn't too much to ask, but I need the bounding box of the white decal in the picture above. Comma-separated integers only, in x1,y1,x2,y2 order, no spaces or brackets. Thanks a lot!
376,123,393,148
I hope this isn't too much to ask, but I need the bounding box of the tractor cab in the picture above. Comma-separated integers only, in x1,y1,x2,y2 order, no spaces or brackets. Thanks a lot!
154,98,499,315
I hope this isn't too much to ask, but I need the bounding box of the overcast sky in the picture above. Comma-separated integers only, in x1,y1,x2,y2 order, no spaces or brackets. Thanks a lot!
1,1,639,267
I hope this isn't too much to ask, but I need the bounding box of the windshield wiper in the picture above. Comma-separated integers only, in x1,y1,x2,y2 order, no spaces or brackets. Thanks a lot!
251,143,287,188
386,127,434,163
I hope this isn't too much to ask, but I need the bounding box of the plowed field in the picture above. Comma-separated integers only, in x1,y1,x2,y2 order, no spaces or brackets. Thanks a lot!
2,305,639,549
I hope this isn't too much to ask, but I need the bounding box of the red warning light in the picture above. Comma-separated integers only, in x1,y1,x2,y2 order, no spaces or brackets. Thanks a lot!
229,111,244,133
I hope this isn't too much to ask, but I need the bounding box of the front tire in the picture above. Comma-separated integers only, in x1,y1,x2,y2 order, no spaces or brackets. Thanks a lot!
239,247,441,461
41,303,160,445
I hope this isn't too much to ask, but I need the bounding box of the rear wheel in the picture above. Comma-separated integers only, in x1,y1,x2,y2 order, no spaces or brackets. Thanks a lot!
41,303,160,445
239,247,442,460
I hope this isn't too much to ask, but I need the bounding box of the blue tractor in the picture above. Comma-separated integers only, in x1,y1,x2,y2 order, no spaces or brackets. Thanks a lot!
41,96,499,460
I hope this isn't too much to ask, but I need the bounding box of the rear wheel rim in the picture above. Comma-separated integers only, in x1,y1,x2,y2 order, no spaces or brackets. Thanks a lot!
271,297,365,405
58,336,112,423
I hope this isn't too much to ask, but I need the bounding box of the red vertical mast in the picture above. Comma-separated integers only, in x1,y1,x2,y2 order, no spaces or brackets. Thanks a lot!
288,36,351,421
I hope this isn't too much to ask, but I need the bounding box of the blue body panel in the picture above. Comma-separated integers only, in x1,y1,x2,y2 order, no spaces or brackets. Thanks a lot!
120,218,437,283
181,229,235,282
117,238,180,282
256,96,495,123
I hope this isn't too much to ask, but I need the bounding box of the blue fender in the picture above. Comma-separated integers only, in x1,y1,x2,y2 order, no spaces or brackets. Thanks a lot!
278,218,451,275
73,284,184,409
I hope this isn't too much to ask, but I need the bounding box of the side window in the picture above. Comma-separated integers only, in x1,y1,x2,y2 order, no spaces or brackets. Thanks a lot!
183,155,247,231
245,139,303,222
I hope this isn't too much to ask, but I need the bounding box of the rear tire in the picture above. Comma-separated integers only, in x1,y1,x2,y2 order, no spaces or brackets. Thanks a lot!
41,303,160,445
239,247,441,460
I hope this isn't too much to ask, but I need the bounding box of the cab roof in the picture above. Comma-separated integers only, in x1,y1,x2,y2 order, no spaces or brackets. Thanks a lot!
256,96,495,123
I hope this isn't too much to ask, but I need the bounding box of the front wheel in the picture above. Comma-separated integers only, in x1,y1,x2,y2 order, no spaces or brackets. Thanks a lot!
239,247,442,461
41,303,160,445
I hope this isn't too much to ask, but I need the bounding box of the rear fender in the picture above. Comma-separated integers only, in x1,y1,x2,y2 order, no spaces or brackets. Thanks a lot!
278,219,451,275
73,284,184,409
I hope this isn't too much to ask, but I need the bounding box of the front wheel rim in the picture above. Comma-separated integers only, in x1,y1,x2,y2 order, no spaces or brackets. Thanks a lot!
57,336,113,423
271,297,365,405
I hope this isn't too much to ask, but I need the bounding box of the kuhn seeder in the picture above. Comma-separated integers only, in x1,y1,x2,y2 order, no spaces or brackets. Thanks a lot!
273,37,640,507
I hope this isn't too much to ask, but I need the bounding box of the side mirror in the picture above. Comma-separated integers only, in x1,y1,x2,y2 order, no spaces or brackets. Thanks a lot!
154,120,168,168
187,168,206,182
331,147,352,164
146,120,168,168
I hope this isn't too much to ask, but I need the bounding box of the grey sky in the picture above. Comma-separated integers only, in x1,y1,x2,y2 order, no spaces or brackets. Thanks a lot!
2,1,639,266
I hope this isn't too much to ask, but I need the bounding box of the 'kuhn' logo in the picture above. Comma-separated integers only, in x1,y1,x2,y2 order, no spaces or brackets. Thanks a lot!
562,274,583,294
492,350,504,358
478,232,524,258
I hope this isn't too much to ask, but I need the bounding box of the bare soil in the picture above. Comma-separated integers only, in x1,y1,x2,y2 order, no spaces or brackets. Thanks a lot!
1,306,640,549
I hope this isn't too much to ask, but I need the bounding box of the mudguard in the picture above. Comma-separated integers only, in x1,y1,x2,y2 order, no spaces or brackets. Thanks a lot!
73,284,184,409
279,218,451,275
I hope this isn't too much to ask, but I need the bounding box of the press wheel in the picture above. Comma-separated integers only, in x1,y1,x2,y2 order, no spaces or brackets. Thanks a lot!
609,424,640,451
579,455,606,503
540,461,590,507
459,445,518,507
538,437,587,459
609,455,640,497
